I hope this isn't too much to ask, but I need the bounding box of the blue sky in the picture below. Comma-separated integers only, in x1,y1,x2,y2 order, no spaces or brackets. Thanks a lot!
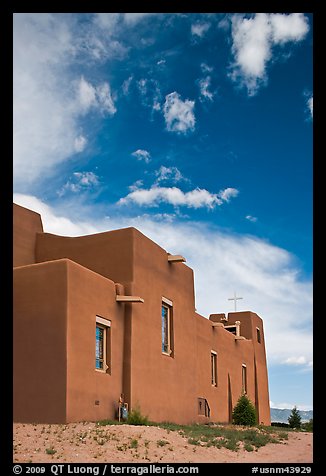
13,13,313,411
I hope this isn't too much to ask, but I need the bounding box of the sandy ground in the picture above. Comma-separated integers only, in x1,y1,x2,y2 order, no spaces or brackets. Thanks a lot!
13,422,313,464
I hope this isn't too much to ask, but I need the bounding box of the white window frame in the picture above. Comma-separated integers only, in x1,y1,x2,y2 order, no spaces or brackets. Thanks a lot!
242,364,247,394
211,351,217,387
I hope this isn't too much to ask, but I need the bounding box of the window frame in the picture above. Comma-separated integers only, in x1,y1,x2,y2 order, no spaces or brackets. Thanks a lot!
161,297,173,356
256,327,261,343
242,364,247,394
95,316,111,373
211,351,217,387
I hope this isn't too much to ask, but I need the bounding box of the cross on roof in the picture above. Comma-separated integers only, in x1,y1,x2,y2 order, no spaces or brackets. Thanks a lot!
228,291,243,312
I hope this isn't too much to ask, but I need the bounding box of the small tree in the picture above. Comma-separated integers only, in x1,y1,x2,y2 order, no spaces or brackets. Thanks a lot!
288,406,302,429
232,394,257,426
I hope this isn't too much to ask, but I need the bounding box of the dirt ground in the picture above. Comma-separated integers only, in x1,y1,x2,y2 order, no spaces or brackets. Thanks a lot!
13,422,313,464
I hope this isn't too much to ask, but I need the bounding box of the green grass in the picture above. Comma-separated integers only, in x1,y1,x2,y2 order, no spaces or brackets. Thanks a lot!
157,439,169,447
45,446,57,455
95,418,290,452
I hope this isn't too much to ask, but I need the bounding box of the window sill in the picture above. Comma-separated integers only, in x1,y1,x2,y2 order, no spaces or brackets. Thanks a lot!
95,368,109,374
162,351,173,357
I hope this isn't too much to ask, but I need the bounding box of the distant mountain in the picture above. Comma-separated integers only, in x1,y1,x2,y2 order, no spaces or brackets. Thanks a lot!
270,408,313,423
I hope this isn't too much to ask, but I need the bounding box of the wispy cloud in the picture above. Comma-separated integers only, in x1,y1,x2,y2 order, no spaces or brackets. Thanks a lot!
13,14,117,189
284,356,313,367
131,149,151,163
163,92,195,133
200,63,213,73
191,22,211,38
74,135,87,153
13,194,313,368
306,94,313,119
270,401,313,411
77,76,116,116
57,171,100,196
246,215,258,223
198,76,214,102
154,166,186,184
118,186,239,209
229,13,309,95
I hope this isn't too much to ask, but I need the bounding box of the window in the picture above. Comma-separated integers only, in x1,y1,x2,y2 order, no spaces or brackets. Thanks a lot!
256,327,261,343
242,364,247,394
197,397,210,417
162,297,173,356
95,316,111,372
211,351,217,386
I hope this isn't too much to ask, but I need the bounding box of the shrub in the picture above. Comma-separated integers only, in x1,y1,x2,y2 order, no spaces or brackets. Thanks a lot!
232,394,257,426
288,406,302,429
301,418,313,432
127,406,149,426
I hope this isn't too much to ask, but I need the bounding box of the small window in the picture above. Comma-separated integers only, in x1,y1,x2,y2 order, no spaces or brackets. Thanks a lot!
162,298,173,356
197,397,210,417
211,351,217,386
256,327,261,343
242,364,247,394
95,316,111,372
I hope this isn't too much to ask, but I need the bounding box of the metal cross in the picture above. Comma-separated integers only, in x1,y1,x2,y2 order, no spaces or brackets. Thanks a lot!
228,291,243,312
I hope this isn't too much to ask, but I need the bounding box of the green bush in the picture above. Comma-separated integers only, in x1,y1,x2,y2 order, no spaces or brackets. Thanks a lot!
232,394,257,426
127,406,149,426
288,406,302,429
301,418,313,432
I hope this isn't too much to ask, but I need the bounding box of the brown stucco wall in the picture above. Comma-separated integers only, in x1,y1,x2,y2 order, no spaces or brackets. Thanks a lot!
65,259,125,422
13,260,68,423
126,229,198,424
13,203,43,267
228,312,271,425
35,229,135,285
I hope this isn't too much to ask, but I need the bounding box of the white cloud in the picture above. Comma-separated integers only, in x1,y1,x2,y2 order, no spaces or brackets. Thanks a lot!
284,356,313,366
218,187,239,202
131,149,151,163
118,186,239,209
200,63,213,73
154,166,185,184
77,77,116,116
57,171,100,196
246,215,258,223
74,135,87,153
191,22,211,38
128,179,144,192
122,76,133,96
13,14,117,189
270,401,313,411
13,194,313,369
230,13,309,95
270,13,309,44
198,76,214,102
307,95,313,119
123,13,157,25
13,14,81,187
163,92,195,133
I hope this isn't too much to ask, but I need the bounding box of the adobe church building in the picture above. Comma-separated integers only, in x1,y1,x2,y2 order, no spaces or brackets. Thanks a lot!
13,203,271,426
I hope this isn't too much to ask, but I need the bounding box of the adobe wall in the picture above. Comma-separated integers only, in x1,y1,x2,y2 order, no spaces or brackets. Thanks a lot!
66,259,125,422
228,312,271,425
127,229,198,424
35,228,135,286
13,260,68,423
13,203,43,267
195,314,256,424
123,229,262,425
